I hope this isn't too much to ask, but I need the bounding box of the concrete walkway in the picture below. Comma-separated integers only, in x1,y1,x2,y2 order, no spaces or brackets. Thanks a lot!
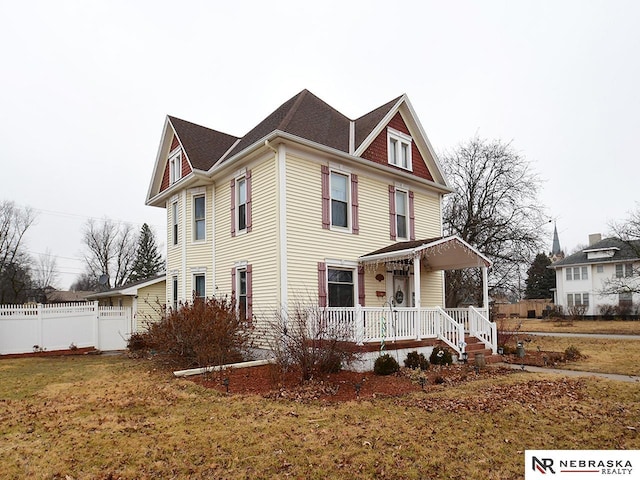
498,362,640,383
521,332,640,340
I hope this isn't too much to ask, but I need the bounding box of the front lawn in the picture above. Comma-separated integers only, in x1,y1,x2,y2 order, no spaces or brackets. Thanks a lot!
1,355,638,479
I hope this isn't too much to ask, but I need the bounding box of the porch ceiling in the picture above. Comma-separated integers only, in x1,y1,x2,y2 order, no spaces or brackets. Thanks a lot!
359,236,491,271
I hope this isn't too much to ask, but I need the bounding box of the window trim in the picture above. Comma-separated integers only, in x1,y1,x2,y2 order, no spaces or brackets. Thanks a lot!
232,263,252,321
193,194,206,242
237,176,247,233
169,148,182,184
172,202,178,246
330,170,351,231
387,128,413,171
395,189,409,240
193,273,205,300
172,275,178,310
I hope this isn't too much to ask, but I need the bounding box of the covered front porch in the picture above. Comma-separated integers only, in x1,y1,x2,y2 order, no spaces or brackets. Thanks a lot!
327,236,496,359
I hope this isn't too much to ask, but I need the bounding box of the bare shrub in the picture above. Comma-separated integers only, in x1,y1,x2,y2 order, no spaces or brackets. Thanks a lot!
267,301,361,382
496,317,522,353
137,296,252,368
567,304,587,321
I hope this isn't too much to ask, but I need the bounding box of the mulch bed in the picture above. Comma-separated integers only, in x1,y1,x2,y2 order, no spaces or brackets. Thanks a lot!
189,363,516,403
0,347,99,360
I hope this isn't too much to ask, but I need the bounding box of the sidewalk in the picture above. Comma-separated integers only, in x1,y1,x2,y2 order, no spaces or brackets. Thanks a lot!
498,362,640,383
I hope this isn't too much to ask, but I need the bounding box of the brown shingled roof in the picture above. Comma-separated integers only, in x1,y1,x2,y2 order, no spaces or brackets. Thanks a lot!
223,89,351,160
168,116,239,171
354,95,402,149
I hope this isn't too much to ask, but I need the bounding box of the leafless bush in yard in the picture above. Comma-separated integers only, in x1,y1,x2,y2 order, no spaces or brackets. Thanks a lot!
267,300,361,382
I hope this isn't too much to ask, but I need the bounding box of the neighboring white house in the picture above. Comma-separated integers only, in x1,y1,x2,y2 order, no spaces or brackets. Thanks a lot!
550,234,640,316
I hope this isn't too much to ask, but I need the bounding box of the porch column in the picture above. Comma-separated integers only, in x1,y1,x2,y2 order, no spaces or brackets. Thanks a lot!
413,255,421,309
413,255,421,340
482,266,489,311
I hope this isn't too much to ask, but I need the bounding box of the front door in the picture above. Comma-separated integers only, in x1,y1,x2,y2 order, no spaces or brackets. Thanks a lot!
393,275,411,307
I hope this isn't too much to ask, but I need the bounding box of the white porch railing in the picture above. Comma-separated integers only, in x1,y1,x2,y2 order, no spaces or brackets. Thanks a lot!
321,305,495,357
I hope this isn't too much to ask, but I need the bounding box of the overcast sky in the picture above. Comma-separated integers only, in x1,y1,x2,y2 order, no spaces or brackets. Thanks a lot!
2,0,638,289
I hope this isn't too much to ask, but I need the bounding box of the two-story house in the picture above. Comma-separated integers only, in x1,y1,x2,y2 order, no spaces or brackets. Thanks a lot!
145,90,496,361
550,234,640,316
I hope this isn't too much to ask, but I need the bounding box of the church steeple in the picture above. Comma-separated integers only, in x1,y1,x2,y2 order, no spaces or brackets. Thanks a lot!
550,222,564,262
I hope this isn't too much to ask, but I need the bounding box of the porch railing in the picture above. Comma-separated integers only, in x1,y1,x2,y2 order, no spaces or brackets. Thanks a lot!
321,305,494,357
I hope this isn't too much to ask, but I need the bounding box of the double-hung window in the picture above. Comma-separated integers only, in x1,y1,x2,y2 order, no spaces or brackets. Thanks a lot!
327,268,355,307
172,202,178,246
169,150,182,184
193,274,205,300
237,267,247,319
193,195,205,241
387,128,412,171
616,263,633,278
395,190,408,239
237,177,247,232
330,172,349,229
172,276,178,310
231,171,251,236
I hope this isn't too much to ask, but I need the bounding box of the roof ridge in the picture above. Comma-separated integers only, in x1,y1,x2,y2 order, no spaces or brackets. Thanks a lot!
277,89,310,132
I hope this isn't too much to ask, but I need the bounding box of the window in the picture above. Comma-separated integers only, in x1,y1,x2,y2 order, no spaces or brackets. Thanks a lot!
596,265,604,273
172,276,178,310
237,177,247,231
616,263,633,278
231,172,252,236
619,292,633,309
573,267,581,280
233,265,252,321
387,129,412,170
193,195,205,241
169,150,182,184
567,266,588,280
581,266,588,280
327,268,355,307
172,202,178,246
395,190,408,239
567,293,589,308
330,172,349,228
193,274,205,300
566,268,572,281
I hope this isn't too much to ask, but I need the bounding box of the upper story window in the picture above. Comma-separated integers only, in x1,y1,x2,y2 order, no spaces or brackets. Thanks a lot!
193,195,205,241
231,171,252,237
566,266,588,280
387,128,412,171
395,190,408,240
172,202,178,246
169,149,182,184
321,166,359,234
330,172,349,228
615,263,633,278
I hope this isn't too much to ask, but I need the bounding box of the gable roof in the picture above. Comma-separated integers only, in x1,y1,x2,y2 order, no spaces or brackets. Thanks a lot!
168,116,239,171
85,274,166,299
147,90,450,205
550,237,640,268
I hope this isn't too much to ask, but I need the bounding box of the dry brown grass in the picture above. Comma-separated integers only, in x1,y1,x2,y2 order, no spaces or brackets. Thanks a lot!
1,355,639,479
521,335,640,376
501,318,640,335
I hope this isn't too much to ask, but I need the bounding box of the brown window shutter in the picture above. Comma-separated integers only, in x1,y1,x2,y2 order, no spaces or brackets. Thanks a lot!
246,264,253,321
351,174,359,234
230,179,236,237
409,190,415,241
388,185,397,241
318,262,327,307
246,170,252,233
358,265,365,306
321,166,330,229
231,267,236,300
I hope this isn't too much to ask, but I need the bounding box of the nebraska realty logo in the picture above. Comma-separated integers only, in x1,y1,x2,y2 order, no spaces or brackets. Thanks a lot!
525,451,639,479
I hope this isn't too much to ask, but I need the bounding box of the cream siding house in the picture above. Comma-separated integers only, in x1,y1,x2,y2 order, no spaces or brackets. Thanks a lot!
146,90,496,361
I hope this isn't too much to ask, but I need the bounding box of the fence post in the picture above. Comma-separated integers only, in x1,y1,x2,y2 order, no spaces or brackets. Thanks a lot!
37,303,43,350
93,301,100,351
414,307,421,340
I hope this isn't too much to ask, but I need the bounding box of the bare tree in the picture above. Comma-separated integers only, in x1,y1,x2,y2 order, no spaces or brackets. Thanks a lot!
0,201,36,303
82,218,137,289
441,137,547,307
33,249,59,290
601,205,640,297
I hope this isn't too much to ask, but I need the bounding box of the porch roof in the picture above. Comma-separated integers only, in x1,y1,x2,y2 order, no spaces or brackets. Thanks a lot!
359,236,491,271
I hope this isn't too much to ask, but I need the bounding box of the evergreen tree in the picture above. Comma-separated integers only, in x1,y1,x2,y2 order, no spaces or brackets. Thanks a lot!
524,253,555,299
129,224,164,283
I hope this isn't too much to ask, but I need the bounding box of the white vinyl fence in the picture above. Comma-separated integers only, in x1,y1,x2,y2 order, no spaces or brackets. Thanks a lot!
0,302,133,355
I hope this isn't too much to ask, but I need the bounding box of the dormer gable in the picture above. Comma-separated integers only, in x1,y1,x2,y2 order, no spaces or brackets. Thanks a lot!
353,95,449,188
